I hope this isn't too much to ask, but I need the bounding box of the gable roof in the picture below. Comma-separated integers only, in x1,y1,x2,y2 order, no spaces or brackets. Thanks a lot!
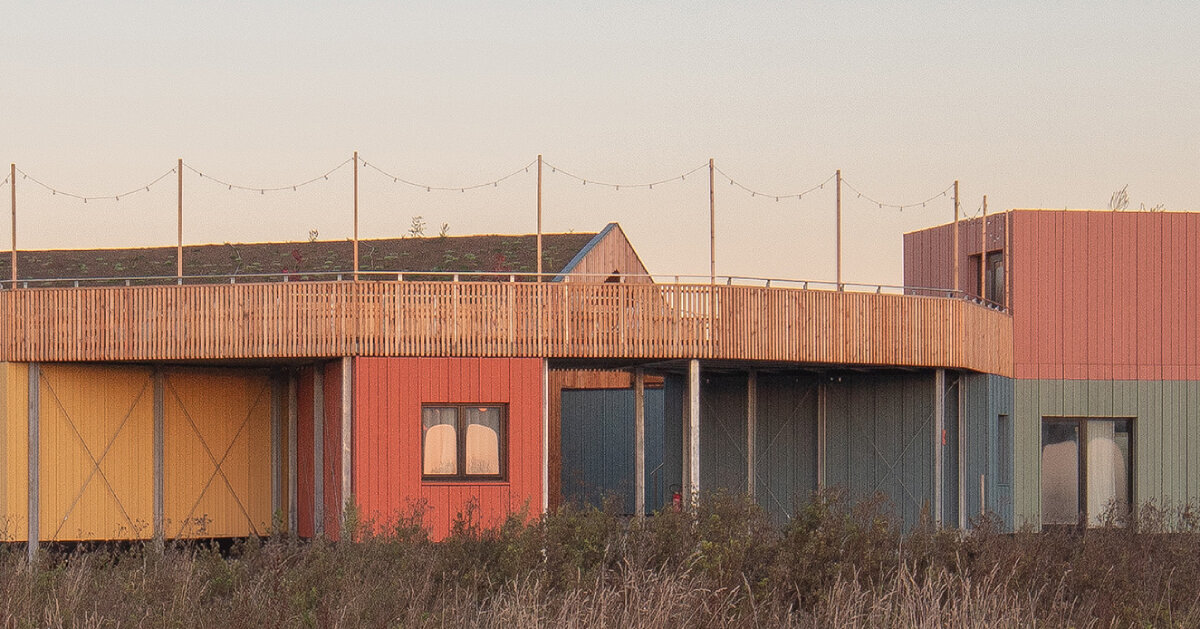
0,231,599,282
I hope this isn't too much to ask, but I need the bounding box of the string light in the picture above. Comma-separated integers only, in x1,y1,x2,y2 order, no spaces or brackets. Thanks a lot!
541,160,708,190
14,167,176,203
185,157,352,194
362,157,536,192
839,178,955,211
714,167,836,202
4,158,967,219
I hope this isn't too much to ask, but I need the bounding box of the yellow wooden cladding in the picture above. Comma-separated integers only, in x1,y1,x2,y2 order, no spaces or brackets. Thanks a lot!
38,364,154,541
0,282,1013,376
164,369,272,538
0,362,28,541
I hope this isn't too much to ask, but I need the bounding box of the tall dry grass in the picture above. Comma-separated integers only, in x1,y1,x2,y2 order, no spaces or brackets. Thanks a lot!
1,490,1198,628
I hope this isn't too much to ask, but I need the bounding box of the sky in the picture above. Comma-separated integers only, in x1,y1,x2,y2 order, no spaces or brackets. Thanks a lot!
2,2,1197,285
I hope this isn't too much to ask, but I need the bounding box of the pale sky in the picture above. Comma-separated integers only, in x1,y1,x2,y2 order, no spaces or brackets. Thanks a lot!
2,2,1197,285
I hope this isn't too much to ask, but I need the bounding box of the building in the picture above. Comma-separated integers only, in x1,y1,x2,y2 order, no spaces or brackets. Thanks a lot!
906,209,1200,527
1,214,1022,552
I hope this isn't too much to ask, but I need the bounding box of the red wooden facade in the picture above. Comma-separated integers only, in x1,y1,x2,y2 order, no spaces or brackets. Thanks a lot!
905,209,1200,381
352,357,543,541
295,361,347,539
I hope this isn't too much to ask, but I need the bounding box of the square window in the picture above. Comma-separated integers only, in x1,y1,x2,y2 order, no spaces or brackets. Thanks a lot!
422,404,507,480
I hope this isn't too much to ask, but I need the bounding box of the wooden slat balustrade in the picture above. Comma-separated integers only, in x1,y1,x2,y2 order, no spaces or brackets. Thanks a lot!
0,281,1013,376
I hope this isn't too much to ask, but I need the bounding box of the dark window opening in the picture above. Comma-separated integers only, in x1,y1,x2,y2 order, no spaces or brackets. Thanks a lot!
997,414,1012,486
985,251,1005,306
969,251,1005,306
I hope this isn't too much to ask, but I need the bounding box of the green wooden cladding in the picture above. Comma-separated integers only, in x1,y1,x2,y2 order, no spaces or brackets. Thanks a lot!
1013,379,1200,528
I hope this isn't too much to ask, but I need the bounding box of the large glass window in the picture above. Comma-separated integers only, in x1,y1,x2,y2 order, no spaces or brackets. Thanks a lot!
1041,417,1132,526
422,404,506,480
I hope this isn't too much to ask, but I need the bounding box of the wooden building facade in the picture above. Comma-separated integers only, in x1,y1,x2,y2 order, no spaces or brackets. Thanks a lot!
905,209,1200,528
0,220,1022,548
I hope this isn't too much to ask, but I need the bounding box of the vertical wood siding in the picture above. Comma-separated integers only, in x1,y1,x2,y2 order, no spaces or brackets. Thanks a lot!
353,358,543,541
1009,210,1200,380
826,372,936,529
559,388,665,514
903,214,1008,299
296,367,315,538
163,368,272,538
560,224,653,282
1012,379,1200,528
908,210,1200,382
0,363,28,541
755,373,819,525
38,364,154,541
547,370,643,511
0,282,1012,377
697,374,750,498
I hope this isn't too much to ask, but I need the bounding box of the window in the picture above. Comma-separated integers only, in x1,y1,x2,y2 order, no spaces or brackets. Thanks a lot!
985,251,1005,307
970,251,1006,306
997,414,1012,486
422,404,506,480
1041,417,1132,526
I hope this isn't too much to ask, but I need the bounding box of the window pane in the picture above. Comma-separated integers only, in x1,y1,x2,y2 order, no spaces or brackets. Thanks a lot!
986,252,1005,306
997,414,1012,485
465,407,501,475
422,407,458,475
1041,421,1079,525
1086,419,1131,525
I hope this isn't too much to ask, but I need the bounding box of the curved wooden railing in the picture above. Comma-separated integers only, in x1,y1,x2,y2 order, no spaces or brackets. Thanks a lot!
0,281,1012,375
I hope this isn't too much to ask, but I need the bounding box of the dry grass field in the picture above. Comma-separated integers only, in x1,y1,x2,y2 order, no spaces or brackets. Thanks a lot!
2,491,1198,628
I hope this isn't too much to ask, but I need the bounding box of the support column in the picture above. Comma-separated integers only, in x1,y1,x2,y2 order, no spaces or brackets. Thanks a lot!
687,360,700,507
313,366,325,536
340,358,353,529
934,369,946,527
746,370,757,497
634,368,645,516
26,364,39,563
153,370,165,544
287,372,298,535
271,376,283,525
817,381,827,489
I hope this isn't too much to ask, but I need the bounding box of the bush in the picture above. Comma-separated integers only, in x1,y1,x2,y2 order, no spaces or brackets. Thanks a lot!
3,496,1199,627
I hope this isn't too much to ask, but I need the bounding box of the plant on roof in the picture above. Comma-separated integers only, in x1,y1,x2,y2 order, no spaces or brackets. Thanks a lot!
408,216,426,238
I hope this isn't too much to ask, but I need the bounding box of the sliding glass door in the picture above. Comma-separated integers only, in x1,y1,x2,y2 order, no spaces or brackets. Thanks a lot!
1041,417,1132,526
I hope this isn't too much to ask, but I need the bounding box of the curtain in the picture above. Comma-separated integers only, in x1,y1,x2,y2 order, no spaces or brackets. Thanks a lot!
1087,420,1129,525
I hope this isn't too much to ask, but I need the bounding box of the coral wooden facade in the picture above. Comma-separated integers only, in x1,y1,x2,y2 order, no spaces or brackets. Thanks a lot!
352,358,543,540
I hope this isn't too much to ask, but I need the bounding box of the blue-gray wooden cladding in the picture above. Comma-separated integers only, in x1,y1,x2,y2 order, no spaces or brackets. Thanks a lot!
754,374,819,523
559,388,665,515
1012,379,1200,529
825,372,938,529
662,370,976,530
961,374,1015,530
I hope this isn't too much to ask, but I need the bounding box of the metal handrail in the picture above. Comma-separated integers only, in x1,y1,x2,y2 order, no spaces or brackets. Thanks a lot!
0,270,1008,313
